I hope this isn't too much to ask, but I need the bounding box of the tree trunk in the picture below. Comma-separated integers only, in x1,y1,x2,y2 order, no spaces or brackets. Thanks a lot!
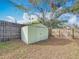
48,28,52,37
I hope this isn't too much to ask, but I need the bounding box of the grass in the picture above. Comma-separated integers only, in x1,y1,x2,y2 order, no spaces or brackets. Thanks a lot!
0,42,10,49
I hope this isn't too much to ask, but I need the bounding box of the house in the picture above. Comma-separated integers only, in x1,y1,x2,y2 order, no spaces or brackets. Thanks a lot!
0,21,24,42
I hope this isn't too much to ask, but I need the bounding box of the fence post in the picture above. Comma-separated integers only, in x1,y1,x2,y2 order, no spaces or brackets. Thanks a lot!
72,28,75,39
59,29,60,38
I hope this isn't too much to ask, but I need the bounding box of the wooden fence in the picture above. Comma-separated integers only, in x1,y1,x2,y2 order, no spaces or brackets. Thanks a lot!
0,21,24,42
52,28,79,39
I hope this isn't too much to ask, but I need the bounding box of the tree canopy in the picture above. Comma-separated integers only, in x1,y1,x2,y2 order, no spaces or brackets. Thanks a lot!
9,0,79,28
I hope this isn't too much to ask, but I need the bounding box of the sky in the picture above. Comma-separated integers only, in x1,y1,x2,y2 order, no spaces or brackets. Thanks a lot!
0,0,51,21
0,0,24,21
0,0,78,25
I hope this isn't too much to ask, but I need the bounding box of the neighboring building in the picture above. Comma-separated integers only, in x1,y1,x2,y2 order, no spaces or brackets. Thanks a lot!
0,21,24,42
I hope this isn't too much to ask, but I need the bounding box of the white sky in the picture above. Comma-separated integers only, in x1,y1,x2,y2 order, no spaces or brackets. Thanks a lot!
5,16,16,23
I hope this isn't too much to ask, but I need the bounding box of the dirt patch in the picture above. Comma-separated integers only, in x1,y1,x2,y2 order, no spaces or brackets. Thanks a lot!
0,37,79,59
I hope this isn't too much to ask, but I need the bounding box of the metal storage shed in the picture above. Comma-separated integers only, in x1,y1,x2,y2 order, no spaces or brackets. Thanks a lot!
21,24,48,44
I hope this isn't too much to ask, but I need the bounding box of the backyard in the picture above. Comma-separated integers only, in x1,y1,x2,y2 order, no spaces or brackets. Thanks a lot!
0,0,79,59
0,37,79,59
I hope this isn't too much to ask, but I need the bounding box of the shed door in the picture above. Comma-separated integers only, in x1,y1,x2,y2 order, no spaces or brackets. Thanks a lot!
28,26,38,43
37,27,48,41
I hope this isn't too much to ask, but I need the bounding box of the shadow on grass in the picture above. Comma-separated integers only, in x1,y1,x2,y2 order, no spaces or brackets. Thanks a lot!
32,37,73,46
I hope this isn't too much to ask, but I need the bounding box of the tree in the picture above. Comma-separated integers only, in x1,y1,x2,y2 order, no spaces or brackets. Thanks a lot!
9,0,78,36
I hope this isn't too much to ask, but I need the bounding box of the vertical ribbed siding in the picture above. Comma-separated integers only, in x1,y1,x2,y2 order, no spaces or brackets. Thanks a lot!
0,21,22,42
